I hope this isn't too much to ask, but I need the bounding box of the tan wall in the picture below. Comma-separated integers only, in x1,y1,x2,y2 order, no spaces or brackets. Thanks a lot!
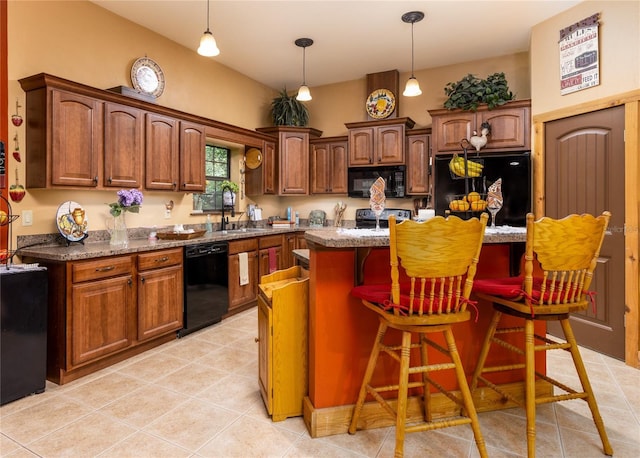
530,1,640,115
7,0,531,241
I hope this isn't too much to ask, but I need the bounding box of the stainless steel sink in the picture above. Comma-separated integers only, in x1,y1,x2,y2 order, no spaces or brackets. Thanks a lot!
223,228,268,234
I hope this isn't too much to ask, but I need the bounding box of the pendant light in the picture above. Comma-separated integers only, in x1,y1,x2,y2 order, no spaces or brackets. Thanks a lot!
197,0,220,57
295,38,313,101
402,11,424,97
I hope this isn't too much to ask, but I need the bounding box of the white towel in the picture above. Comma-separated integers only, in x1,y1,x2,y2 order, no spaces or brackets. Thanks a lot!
238,252,249,286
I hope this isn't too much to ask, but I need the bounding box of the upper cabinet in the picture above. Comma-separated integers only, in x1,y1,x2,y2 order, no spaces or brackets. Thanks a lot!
345,117,415,167
406,129,431,196
310,136,348,194
18,73,265,192
104,102,143,188
245,140,277,196
255,126,322,196
428,99,531,155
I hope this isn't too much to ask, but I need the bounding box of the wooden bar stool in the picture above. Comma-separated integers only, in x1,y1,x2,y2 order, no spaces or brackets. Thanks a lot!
471,212,613,458
349,214,489,458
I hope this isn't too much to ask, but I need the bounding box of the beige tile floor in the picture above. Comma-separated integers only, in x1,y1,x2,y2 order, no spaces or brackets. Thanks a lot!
1,308,639,457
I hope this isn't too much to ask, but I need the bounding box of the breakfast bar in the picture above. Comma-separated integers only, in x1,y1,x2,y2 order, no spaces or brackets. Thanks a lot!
302,226,549,438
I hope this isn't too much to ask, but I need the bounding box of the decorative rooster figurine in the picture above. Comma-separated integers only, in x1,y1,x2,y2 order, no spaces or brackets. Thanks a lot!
469,121,491,152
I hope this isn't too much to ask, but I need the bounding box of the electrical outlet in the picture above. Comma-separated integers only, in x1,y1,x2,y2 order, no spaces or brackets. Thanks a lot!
164,209,171,219
21,210,33,226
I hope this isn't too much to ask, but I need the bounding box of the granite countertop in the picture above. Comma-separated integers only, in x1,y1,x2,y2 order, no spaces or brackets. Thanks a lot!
17,226,304,262
304,226,527,248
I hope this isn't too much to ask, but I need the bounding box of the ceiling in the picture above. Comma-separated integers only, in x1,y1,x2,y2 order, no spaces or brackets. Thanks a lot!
91,0,581,91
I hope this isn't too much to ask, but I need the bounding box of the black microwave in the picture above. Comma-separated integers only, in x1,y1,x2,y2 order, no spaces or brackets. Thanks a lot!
348,165,406,198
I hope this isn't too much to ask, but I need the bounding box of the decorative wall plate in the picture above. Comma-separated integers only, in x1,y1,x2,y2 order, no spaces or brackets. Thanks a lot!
366,88,396,119
130,57,165,98
56,201,88,243
245,148,263,169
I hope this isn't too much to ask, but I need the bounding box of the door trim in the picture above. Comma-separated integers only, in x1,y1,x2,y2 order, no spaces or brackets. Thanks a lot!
533,89,640,368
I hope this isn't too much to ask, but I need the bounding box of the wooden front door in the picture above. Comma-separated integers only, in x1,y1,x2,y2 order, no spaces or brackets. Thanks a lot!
544,106,626,360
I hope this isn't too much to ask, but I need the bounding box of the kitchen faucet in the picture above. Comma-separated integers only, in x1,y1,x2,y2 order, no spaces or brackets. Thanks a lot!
220,185,235,231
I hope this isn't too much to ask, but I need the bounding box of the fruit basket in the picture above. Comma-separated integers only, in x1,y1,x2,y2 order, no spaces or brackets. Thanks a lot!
447,192,488,213
448,153,484,180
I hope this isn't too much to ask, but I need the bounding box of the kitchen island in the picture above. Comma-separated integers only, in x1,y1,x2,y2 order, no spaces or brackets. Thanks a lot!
302,226,548,438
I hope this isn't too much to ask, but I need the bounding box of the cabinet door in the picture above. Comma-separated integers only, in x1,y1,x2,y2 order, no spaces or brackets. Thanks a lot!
296,232,307,250
259,246,282,279
137,264,183,341
329,141,348,193
145,113,179,190
376,125,405,164
348,127,374,166
257,295,273,414
407,134,431,195
432,112,475,154
228,251,259,311
263,140,277,194
70,275,134,367
279,133,309,195
311,143,330,194
51,89,102,187
179,121,206,192
480,107,530,151
104,102,143,188
283,233,297,268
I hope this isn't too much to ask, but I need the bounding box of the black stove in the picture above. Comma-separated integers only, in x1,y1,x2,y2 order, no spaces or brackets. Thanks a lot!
355,208,412,229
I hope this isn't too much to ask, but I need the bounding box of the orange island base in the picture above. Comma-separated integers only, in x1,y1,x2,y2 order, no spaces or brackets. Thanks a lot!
301,227,549,438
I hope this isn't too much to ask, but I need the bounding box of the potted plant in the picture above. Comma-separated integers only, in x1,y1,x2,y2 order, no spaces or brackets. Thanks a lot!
271,88,309,126
443,72,514,111
220,180,239,207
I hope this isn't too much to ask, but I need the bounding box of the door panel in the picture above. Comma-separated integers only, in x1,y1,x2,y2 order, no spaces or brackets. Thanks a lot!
544,106,625,359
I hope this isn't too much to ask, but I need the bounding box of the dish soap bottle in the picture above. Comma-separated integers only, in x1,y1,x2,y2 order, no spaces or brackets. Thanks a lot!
205,214,213,233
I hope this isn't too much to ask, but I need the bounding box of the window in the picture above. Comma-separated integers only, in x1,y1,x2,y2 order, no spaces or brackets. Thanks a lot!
194,144,230,211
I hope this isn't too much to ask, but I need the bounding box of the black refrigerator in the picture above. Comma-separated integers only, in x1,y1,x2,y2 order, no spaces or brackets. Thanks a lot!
433,151,532,226
1,266,48,405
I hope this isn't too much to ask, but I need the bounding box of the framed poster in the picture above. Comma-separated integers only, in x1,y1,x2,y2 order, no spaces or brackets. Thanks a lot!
559,13,600,95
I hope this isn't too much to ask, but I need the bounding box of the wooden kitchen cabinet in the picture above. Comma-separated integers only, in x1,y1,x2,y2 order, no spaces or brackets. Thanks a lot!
245,140,277,196
259,234,283,279
70,256,135,368
406,128,432,196
145,112,180,190
310,136,348,194
345,117,415,167
257,266,309,421
21,84,104,188
104,102,144,188
137,248,183,341
178,121,206,193
255,126,322,195
27,249,185,385
228,238,259,314
429,99,531,155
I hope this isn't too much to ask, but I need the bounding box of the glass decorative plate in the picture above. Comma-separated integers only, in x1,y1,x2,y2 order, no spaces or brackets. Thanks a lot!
366,89,396,119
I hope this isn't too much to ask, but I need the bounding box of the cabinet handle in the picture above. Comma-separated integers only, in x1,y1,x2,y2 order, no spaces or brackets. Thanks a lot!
172,182,177,189
369,158,372,164
127,278,132,286
108,176,112,184
93,176,99,184
141,277,145,283
155,256,169,263
255,337,259,343
95,266,115,272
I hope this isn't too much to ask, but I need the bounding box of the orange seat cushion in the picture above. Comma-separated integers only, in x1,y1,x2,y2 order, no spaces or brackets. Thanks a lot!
473,277,589,304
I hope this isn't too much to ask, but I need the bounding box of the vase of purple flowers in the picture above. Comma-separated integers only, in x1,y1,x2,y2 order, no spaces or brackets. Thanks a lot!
107,189,143,247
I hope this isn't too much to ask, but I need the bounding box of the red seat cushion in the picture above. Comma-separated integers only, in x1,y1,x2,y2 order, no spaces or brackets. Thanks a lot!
473,277,525,299
351,281,466,315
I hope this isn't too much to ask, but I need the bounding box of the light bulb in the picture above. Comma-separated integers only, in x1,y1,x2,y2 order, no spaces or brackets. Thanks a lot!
403,77,422,97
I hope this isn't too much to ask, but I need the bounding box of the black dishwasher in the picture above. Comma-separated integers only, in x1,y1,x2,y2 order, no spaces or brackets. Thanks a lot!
179,242,229,337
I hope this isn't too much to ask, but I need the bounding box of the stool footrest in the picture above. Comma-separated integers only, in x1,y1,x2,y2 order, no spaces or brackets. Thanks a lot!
405,416,472,434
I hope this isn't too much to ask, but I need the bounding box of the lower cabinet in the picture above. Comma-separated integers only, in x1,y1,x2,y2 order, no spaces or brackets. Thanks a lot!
228,238,259,314
37,248,183,385
137,249,183,341
257,266,309,421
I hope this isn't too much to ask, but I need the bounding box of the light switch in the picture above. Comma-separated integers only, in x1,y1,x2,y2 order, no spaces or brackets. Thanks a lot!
22,210,33,226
